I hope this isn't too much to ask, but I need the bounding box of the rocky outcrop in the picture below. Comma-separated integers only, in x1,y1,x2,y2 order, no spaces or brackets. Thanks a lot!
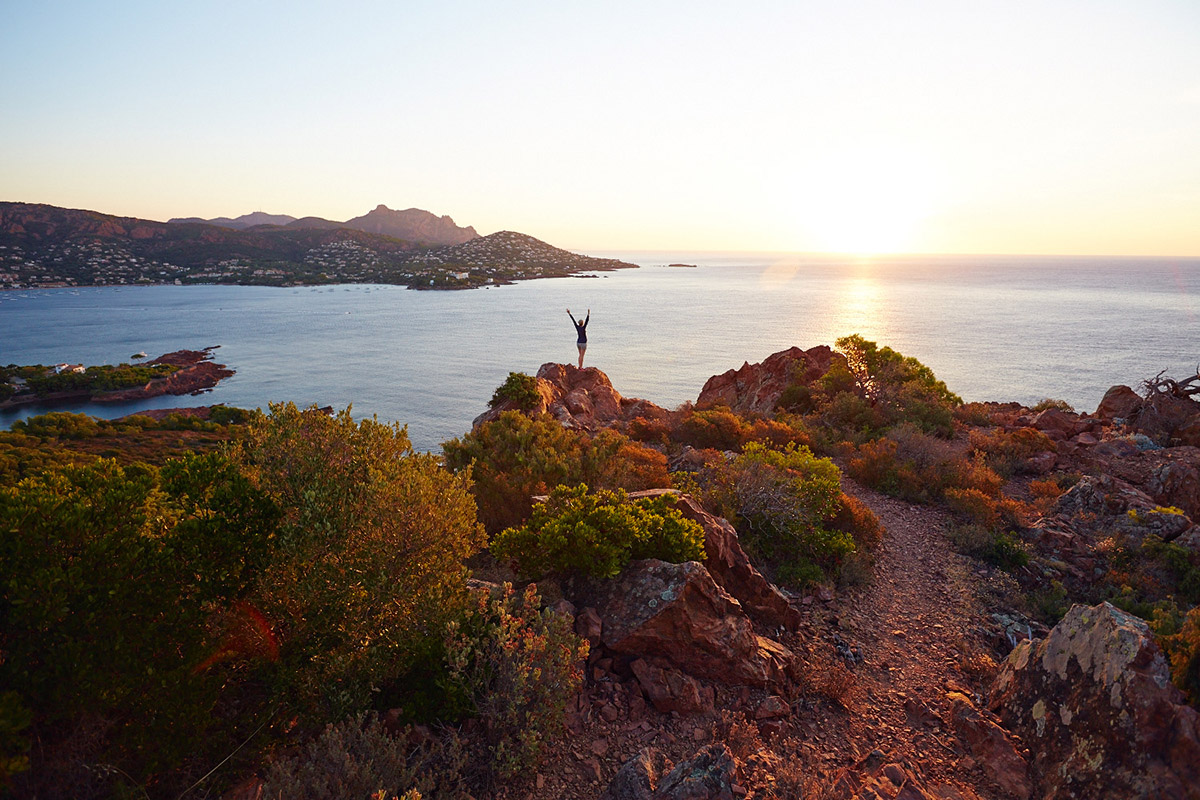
990,602,1200,800
96,348,234,402
342,204,478,245
1096,384,1143,421
582,559,794,689
657,491,802,630
947,692,1030,799
629,659,715,714
474,363,668,431
695,345,837,415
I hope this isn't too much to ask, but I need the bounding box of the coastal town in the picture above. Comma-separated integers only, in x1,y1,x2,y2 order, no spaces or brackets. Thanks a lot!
0,203,637,291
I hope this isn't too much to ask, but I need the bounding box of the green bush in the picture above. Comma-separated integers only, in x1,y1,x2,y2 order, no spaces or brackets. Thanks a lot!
491,484,706,580
443,583,588,781
809,335,960,440
693,442,863,587
239,403,486,721
442,412,669,534
488,372,541,411
0,455,279,792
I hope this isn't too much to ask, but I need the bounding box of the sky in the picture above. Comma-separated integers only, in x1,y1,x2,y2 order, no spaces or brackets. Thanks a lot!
3,1,1199,255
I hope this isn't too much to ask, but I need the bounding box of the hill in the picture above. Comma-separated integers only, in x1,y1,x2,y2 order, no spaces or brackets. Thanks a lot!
342,204,478,245
168,211,298,229
0,202,635,289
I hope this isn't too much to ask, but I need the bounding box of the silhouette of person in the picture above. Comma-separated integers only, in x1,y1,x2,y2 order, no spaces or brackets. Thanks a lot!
567,308,589,368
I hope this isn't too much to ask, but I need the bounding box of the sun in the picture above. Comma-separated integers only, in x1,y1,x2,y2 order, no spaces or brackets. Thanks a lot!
794,146,942,255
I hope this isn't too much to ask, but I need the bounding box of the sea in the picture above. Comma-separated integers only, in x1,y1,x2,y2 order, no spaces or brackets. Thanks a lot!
2,253,1197,452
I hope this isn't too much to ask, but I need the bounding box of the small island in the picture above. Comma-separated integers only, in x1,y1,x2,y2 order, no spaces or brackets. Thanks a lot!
0,347,234,408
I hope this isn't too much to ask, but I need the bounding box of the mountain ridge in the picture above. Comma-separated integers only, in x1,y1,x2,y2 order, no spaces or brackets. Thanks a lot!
168,204,478,246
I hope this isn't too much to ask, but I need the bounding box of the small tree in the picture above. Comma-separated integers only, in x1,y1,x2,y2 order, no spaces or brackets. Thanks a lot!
239,404,486,720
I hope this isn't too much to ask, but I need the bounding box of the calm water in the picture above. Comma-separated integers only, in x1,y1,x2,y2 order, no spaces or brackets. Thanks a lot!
2,253,1197,451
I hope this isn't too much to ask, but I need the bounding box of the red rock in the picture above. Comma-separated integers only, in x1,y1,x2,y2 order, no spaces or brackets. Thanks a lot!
657,492,802,630
990,602,1200,799
1025,451,1057,475
1095,385,1142,420
1030,408,1084,438
1134,393,1200,444
630,658,715,715
1072,432,1099,446
947,691,1031,799
695,345,837,415
576,606,603,645
582,757,605,783
586,559,795,688
754,695,791,720
473,362,668,432
1146,453,1200,519
1178,418,1200,447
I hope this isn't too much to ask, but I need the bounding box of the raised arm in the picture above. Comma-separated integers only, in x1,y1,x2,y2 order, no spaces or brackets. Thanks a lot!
567,308,578,326
583,309,590,327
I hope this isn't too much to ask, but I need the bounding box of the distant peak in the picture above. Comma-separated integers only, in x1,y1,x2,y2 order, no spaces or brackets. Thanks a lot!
373,204,391,212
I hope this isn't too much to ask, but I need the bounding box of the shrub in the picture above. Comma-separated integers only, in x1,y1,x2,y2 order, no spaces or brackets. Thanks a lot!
954,402,995,426
674,406,753,451
261,713,470,800
491,484,706,580
969,427,1057,477
831,492,883,549
443,583,588,781
1031,398,1074,413
826,334,961,438
442,412,669,534
1162,607,1200,707
1027,580,1070,624
945,519,1029,570
240,404,485,721
488,372,541,411
0,455,279,791
697,442,861,587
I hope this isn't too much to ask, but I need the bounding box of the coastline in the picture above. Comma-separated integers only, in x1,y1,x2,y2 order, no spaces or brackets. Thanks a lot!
0,348,234,411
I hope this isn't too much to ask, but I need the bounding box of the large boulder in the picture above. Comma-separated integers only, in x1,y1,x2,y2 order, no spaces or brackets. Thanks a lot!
473,363,667,431
989,602,1200,800
1095,384,1143,421
584,559,794,688
695,345,837,415
629,490,801,630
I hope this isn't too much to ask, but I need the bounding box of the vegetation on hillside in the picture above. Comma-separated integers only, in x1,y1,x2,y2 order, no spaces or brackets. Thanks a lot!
3,335,1198,797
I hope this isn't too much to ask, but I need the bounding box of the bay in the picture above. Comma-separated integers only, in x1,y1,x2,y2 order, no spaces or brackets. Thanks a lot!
2,253,1197,452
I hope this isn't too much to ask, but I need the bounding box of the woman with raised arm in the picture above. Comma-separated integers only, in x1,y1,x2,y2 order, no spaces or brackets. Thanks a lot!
567,308,589,368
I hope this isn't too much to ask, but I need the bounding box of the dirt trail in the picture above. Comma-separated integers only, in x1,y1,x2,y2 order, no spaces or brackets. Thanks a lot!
521,480,1016,799
805,477,1009,797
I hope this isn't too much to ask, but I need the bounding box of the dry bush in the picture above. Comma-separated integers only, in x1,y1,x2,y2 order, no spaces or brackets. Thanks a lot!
954,638,999,682
954,402,995,426
836,549,875,588
801,654,858,709
968,426,1057,477
831,492,883,549
260,714,470,800
626,415,673,444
